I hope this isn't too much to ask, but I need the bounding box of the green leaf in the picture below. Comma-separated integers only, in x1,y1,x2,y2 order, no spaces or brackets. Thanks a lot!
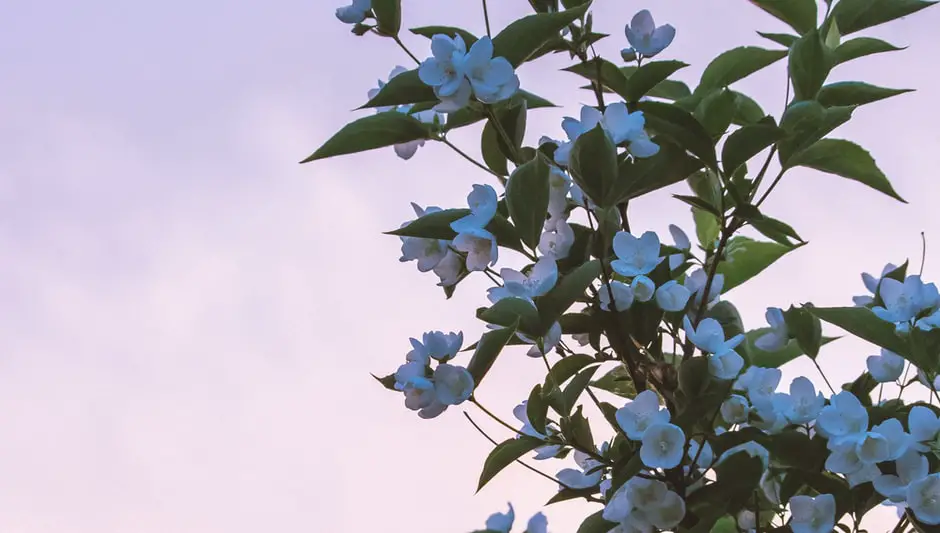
466,321,519,389
625,60,689,102
409,26,479,46
610,141,704,202
832,0,938,35
564,58,631,98
817,82,913,108
749,0,818,34
778,103,855,163
577,511,617,533
789,29,830,102
747,330,838,367
492,1,592,67
709,515,738,533
708,301,747,341
757,31,799,48
481,121,509,176
372,372,398,390
784,305,823,358
697,47,788,92
444,90,555,132
722,123,783,175
731,91,767,126
546,354,597,387
808,306,914,361
749,213,805,246
477,436,545,491
538,260,602,325
787,139,905,202
675,194,720,217
300,113,430,163
833,37,905,66
506,154,551,248
493,99,528,163
478,298,542,335
371,0,401,36
695,89,738,138
361,69,436,109
638,101,717,170
591,365,637,398
388,209,525,253
693,208,720,250
569,125,618,206
526,384,549,435
562,366,601,415
717,237,797,293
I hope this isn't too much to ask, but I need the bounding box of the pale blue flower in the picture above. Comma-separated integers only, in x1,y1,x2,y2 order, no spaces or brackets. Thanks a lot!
640,423,685,469
867,348,904,383
336,0,371,24
789,494,836,533
624,10,676,58
755,307,788,351
655,280,691,312
612,231,663,277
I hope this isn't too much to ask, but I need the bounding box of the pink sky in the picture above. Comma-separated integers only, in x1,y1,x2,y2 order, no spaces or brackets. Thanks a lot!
2,1,939,531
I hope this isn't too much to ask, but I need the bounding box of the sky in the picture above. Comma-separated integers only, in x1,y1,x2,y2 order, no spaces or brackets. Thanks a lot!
2,1,939,532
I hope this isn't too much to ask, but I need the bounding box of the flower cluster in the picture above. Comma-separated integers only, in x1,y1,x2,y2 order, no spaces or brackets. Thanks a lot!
418,35,520,113
393,331,472,419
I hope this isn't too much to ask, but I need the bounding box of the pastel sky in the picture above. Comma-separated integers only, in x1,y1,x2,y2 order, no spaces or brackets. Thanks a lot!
2,1,939,532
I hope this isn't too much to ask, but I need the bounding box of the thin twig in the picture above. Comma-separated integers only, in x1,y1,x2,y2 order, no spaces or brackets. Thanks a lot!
813,359,836,395
391,35,420,65
471,397,527,438
481,0,492,37
920,231,927,276
441,138,504,183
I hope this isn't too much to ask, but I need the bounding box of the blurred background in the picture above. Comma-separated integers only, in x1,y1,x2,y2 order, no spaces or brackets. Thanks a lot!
2,1,939,531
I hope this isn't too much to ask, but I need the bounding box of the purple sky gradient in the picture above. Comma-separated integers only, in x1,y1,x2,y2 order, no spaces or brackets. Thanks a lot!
2,1,939,531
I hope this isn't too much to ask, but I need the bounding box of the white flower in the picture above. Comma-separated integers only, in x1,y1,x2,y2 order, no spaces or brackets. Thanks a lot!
718,442,770,470
418,34,471,111
709,350,744,381
908,474,940,525
667,224,690,270
750,393,792,434
336,0,371,24
557,449,604,489
867,348,905,383
600,281,635,312
452,227,498,271
606,477,685,530
399,203,449,272
631,275,656,302
788,494,836,533
816,391,869,441
755,307,788,351
518,321,562,358
683,269,724,309
640,422,685,469
909,406,940,453
737,510,757,532
485,503,515,533
875,449,929,502
512,402,563,460
825,436,864,474
615,389,670,440
538,220,576,260
488,258,558,305
395,361,435,410
655,280,691,312
687,439,714,469
526,512,548,533
721,394,750,424
734,366,782,403
871,418,912,461
433,363,474,405
460,36,519,104
418,330,464,361
611,231,664,277
785,377,825,424
601,103,660,157
917,308,940,331
853,263,898,306
547,167,572,218
683,316,744,355
873,275,940,325
433,249,463,287
624,10,676,58
452,184,498,230
846,462,882,488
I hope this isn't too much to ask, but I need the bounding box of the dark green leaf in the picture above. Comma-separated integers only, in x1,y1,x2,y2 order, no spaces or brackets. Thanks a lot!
789,29,830,102
784,305,823,358
506,154,551,248
591,365,637,398
610,141,703,202
832,0,938,35
526,384,549,435
722,123,783,175
697,47,789,92
481,121,509,176
361,69,436,109
478,436,546,491
695,89,738,138
409,25,479,46
547,354,597,386
817,82,913,108
569,125,618,206
547,486,597,505
538,260,602,325
478,298,542,334
833,37,905,66
693,208,721,250
562,366,601,415
493,1,592,67
717,237,799,293
708,301,747,340
388,208,525,253
747,329,838,367
467,322,519,389
749,213,805,246
757,31,799,47
372,0,401,36
731,91,767,126
638,101,718,170
675,194,721,217
372,372,398,390
787,139,905,202
625,60,689,102
809,306,914,362
750,0,818,34
300,113,430,162
778,103,855,163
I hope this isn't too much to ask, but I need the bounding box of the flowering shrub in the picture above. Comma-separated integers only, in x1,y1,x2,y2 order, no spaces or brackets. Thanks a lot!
307,0,940,531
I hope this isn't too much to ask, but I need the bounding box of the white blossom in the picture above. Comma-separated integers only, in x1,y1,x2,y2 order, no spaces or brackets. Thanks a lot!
788,494,836,533
754,307,788,352
433,363,474,406
655,280,691,312
623,10,676,58
631,275,656,302
909,406,940,453
908,474,940,525
785,377,825,424
683,316,744,355
721,394,750,424
485,503,515,533
538,220,575,260
615,389,670,440
557,449,604,489
640,422,685,469
875,449,929,502
488,258,558,305
599,281,635,312
867,348,905,382
336,0,371,24
612,231,664,277
853,263,898,306
816,391,869,441
461,36,520,104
